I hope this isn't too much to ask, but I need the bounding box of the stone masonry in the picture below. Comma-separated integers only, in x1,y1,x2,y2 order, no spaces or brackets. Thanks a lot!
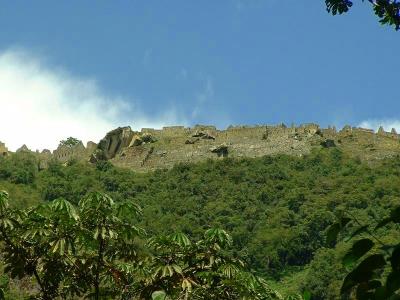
0,142,8,157
3,123,400,172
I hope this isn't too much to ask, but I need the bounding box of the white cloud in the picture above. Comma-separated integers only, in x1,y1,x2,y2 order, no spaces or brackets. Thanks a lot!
0,48,184,151
358,119,400,133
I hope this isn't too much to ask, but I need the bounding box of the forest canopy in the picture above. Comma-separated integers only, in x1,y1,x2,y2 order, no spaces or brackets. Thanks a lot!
1,148,400,298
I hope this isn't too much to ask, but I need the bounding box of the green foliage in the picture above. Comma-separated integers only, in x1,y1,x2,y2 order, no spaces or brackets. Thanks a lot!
0,191,284,299
58,137,82,148
325,0,400,30
152,290,167,300
342,238,374,267
134,229,282,299
328,203,400,299
0,152,38,184
2,148,400,297
302,248,346,299
0,190,144,299
137,229,283,299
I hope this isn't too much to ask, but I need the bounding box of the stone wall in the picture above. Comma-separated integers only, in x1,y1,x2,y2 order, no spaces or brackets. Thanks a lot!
108,123,400,172
0,142,8,157
53,141,93,163
3,123,400,172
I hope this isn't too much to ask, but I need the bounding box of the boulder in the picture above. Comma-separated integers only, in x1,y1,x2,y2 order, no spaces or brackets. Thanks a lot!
210,144,228,157
97,126,135,159
129,135,143,147
192,131,215,140
128,133,157,148
141,133,157,143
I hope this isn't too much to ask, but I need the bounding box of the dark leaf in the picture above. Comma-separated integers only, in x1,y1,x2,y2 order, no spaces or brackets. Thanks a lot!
340,216,352,227
386,271,400,295
391,246,400,271
390,207,400,223
368,280,383,289
374,286,389,300
343,238,374,268
356,282,374,300
341,254,386,294
356,280,382,300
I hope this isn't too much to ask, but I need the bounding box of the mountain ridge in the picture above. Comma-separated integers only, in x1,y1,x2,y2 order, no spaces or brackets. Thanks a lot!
1,123,399,171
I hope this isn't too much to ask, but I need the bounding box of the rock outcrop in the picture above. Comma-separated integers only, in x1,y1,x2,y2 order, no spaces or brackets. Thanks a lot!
211,144,228,157
97,126,135,159
109,124,400,171
96,127,158,160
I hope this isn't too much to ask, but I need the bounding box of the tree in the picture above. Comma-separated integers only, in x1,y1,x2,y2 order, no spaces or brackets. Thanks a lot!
325,0,400,30
0,190,290,299
58,137,82,148
0,191,143,299
0,191,81,299
75,192,143,299
134,229,284,299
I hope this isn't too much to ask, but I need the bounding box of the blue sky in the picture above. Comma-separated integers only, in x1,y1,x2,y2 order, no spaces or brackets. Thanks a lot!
0,1,399,150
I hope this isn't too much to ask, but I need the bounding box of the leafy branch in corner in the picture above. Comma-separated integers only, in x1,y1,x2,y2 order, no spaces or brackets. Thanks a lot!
327,205,400,299
325,0,400,30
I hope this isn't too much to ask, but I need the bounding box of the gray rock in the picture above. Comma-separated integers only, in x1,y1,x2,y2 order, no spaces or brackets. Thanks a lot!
97,126,134,159
192,131,215,140
210,144,228,157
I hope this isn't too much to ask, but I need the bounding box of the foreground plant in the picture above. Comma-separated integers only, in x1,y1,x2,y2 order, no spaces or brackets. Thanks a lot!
328,205,400,299
0,190,289,299
134,229,283,299
0,190,143,299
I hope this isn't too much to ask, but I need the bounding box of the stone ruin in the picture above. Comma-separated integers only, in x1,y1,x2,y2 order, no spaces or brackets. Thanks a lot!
2,123,400,172
89,123,400,172
0,142,8,157
0,139,98,169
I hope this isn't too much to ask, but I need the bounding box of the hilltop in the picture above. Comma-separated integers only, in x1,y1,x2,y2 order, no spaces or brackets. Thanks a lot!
1,123,400,172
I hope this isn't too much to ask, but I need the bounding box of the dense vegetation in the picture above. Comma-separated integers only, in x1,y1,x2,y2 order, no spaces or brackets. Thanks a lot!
0,191,283,300
0,148,400,298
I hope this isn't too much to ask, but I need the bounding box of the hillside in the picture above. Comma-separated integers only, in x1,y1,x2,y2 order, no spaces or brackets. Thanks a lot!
2,123,400,173
1,146,400,298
